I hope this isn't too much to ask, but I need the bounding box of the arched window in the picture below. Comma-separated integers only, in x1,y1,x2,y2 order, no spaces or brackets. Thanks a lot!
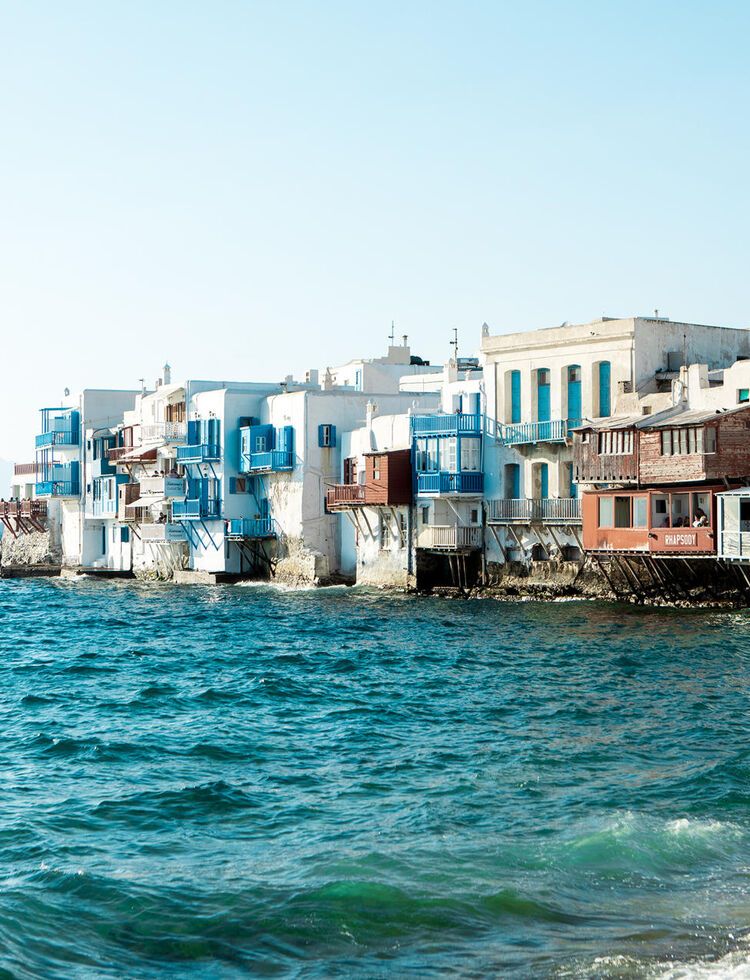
536,368,551,423
567,365,582,427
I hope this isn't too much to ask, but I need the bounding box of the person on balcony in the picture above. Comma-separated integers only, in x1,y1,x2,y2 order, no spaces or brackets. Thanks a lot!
692,509,708,527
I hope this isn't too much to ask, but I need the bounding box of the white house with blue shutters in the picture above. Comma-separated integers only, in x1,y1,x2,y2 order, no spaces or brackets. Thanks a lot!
479,315,750,570
32,389,140,570
247,386,442,585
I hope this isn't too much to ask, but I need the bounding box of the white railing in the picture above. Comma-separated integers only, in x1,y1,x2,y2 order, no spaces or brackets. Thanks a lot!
141,422,187,443
499,419,570,446
487,498,581,523
417,525,482,550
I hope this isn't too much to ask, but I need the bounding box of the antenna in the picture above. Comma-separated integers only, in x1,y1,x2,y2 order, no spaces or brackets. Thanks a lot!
389,320,395,347
450,327,458,360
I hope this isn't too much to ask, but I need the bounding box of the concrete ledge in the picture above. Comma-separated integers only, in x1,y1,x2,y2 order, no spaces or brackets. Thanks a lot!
0,564,61,579
173,570,219,585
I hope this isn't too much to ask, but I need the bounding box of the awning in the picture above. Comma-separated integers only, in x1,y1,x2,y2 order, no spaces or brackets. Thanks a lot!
121,447,158,461
126,494,165,508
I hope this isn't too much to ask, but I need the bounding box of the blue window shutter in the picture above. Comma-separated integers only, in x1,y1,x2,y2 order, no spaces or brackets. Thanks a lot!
260,498,270,519
280,426,294,454
510,371,521,424
568,463,577,499
540,463,549,500
187,420,200,445
567,365,582,426
121,526,130,543
471,393,481,415
537,370,551,423
599,362,611,417
318,424,325,447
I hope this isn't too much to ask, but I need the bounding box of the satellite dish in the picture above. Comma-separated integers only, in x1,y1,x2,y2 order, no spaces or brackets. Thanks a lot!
64,388,70,397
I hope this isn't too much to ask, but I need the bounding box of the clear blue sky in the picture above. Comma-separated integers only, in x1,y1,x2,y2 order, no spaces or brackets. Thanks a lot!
1,0,748,462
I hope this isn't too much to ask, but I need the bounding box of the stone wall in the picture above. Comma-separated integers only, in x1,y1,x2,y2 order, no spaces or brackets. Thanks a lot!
0,529,61,570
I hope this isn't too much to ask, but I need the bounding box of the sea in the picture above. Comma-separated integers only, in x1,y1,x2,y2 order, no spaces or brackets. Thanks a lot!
1,577,750,978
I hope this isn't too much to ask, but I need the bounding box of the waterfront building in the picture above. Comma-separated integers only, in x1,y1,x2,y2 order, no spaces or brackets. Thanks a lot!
330,410,418,588
9,390,141,569
480,316,750,572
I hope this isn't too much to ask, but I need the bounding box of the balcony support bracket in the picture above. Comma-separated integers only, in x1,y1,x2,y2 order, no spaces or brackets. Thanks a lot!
487,523,508,563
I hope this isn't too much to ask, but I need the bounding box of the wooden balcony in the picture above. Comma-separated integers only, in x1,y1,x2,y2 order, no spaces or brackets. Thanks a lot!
13,463,37,477
1,499,48,536
417,525,482,551
326,484,368,508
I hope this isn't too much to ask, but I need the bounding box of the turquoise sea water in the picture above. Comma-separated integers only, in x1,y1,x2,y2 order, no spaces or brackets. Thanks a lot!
1,579,750,978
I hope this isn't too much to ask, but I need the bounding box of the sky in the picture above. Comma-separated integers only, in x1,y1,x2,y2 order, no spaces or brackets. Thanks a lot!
0,0,748,463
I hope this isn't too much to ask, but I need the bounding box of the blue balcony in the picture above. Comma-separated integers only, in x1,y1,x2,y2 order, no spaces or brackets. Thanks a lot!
176,443,221,463
36,428,79,449
36,408,80,448
227,517,277,539
36,479,80,497
411,413,483,436
244,450,294,473
172,498,222,520
499,419,575,446
417,471,484,495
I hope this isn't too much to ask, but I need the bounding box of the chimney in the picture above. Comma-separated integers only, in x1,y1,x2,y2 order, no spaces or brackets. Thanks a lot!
402,335,408,347
163,362,171,385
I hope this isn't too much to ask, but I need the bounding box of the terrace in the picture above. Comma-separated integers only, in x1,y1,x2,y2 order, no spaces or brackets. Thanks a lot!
487,498,581,523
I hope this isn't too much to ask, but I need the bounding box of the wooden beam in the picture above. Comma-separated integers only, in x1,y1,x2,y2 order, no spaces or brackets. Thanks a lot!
592,554,621,600
488,524,508,563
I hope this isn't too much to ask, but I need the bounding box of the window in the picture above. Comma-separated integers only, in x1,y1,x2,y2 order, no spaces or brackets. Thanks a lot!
229,477,249,494
444,437,457,473
421,505,430,526
318,424,336,448
633,496,648,528
460,437,481,472
652,495,669,527
598,496,613,527
614,496,631,528
568,365,581,383
416,438,438,472
739,389,750,404
660,426,715,456
504,463,520,499
470,508,479,524
538,369,550,385
398,512,407,543
671,493,689,526
599,430,633,455
373,458,381,481
380,518,390,550
255,435,267,452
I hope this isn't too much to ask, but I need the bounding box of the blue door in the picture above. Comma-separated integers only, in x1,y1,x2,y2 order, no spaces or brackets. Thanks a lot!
567,365,582,430
568,462,577,499
510,371,521,424
599,361,611,417
539,463,549,500
537,369,551,423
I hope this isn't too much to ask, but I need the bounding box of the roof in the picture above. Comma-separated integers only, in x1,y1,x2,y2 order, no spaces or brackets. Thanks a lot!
576,415,644,432
638,403,750,429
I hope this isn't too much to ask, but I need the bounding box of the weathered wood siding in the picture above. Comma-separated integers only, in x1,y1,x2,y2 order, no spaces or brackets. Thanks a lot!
573,430,638,484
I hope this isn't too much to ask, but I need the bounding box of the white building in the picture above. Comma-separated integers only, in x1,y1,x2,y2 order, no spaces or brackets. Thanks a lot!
480,315,750,570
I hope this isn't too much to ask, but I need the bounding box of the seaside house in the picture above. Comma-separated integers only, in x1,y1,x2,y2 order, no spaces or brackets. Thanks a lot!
480,316,750,572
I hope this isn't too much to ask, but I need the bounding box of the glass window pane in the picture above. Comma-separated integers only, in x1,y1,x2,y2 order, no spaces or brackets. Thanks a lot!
633,496,648,527
705,427,717,453
598,496,613,527
614,497,631,528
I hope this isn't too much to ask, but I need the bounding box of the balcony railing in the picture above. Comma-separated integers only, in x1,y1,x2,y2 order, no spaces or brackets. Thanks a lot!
176,443,221,463
35,428,79,449
140,523,187,542
487,498,582,523
417,471,484,495
172,498,222,520
326,484,367,508
13,463,37,477
411,413,483,436
227,518,278,539
35,480,79,497
107,445,134,462
417,525,482,551
21,500,47,519
499,419,575,446
243,450,294,473
141,422,187,443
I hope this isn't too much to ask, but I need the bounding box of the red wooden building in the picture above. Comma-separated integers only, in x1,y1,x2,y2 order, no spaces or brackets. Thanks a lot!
326,449,412,510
